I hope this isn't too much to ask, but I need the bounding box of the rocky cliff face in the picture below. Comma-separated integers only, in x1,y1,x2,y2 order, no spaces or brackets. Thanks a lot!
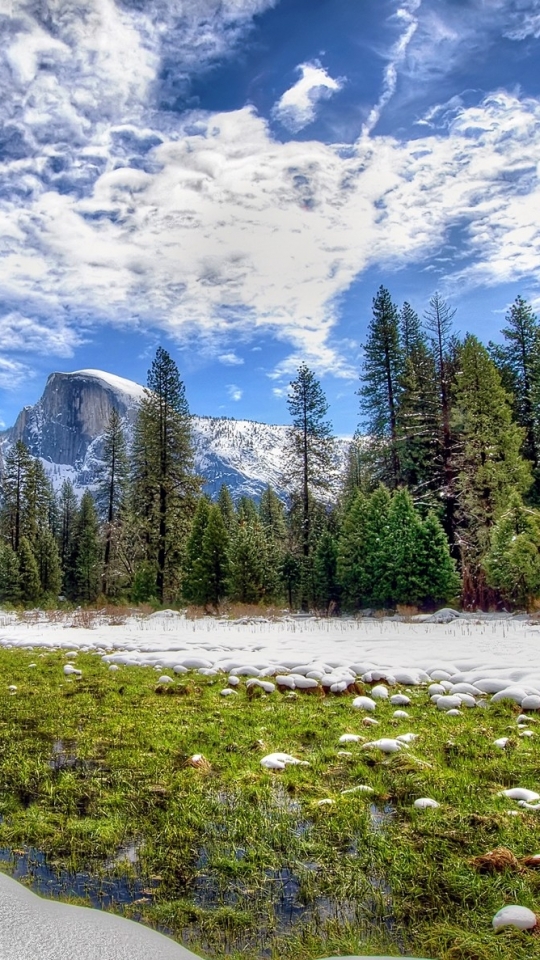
1,369,344,501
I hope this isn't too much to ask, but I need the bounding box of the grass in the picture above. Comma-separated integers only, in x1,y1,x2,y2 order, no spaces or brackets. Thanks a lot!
0,647,540,959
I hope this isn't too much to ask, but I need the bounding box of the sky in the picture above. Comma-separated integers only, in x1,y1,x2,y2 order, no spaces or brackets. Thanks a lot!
1,0,540,435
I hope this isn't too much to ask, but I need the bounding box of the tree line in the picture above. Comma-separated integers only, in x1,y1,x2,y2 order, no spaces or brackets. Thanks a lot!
1,291,540,612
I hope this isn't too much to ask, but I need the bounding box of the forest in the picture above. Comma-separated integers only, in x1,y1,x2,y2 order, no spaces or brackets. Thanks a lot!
1,288,540,613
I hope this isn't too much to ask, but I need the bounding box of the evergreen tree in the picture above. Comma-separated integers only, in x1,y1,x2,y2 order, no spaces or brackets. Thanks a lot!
131,561,159,604
423,292,457,541
17,536,40,603
484,492,540,609
281,552,301,609
70,491,101,602
182,497,212,603
313,530,341,614
376,489,459,607
397,303,439,503
216,484,235,531
58,479,78,595
337,485,391,609
358,286,402,488
0,543,20,603
21,459,54,548
489,296,540,500
197,505,230,609
282,363,336,608
228,512,268,604
96,409,129,595
34,528,62,598
1,440,33,551
132,348,200,603
259,486,287,602
452,335,531,608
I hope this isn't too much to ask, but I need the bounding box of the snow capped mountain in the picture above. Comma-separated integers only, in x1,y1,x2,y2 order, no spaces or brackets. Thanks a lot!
0,369,347,501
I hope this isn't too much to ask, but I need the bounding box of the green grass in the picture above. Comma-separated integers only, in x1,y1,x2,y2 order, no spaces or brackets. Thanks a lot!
0,647,540,959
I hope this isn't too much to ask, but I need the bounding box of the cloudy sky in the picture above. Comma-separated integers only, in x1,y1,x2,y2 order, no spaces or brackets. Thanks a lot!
1,0,540,434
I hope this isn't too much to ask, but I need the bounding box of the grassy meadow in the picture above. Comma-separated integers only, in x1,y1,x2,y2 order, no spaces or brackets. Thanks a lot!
0,646,539,959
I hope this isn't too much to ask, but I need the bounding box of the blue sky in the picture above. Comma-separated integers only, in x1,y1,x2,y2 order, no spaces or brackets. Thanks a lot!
1,0,540,435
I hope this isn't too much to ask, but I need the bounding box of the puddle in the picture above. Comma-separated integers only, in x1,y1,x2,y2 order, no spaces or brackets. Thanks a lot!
49,739,79,773
369,802,396,833
0,846,158,910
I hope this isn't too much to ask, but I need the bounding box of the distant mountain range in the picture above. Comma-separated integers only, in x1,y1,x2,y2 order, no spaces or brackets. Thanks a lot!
0,370,348,501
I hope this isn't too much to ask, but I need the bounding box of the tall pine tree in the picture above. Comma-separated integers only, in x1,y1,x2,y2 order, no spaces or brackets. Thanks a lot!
132,348,200,604
358,286,402,488
452,335,531,608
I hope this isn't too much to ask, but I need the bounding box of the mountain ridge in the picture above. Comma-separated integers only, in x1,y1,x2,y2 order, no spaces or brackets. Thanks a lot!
1,369,347,501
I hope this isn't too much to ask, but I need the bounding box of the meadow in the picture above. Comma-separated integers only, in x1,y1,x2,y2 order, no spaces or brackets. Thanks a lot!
0,615,540,960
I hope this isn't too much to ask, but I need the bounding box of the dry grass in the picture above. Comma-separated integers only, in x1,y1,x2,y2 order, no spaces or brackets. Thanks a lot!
470,847,520,873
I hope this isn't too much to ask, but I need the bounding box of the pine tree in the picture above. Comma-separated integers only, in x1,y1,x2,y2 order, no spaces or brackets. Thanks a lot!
228,513,268,604
216,484,235,531
70,491,101,602
376,489,459,607
484,492,540,609
34,528,62,599
337,485,391,609
313,530,341,614
182,497,212,603
21,459,54,548
489,296,540,500
282,363,336,608
197,505,230,609
132,348,200,603
397,303,439,503
0,543,20,603
452,335,531,607
18,536,40,603
259,486,287,602
57,479,78,595
424,292,457,541
358,286,402,488
1,440,33,551
96,409,129,595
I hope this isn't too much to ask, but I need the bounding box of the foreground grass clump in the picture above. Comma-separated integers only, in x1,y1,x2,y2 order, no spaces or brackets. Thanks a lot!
0,649,540,959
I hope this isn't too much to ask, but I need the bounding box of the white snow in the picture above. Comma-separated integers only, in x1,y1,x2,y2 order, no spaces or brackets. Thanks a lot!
71,369,147,401
492,904,537,931
4,611,540,708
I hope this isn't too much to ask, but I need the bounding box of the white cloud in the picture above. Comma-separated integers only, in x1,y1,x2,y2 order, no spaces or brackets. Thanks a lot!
272,61,344,132
218,352,244,365
0,357,33,389
2,93,540,378
227,384,243,401
0,313,82,356
363,0,422,135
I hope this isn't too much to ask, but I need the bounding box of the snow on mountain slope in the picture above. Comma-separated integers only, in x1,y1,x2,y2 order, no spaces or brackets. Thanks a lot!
0,370,348,501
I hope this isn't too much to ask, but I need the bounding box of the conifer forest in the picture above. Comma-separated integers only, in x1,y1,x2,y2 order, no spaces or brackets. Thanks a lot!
2,291,540,614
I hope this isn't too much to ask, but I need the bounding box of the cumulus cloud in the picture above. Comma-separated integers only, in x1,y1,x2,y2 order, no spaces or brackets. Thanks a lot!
1,0,540,386
272,61,344,132
218,352,244,365
2,93,540,377
0,313,82,356
227,384,243,401
0,357,33,389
